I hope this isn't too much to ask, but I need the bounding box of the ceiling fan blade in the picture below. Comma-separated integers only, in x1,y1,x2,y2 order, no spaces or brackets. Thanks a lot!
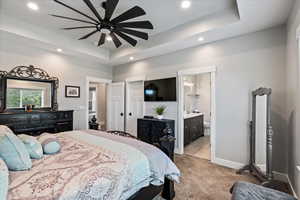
51,14,97,25
116,28,148,40
53,0,99,23
114,31,137,47
62,26,96,30
105,0,119,20
79,29,98,40
98,33,106,46
110,32,122,48
111,6,146,24
116,21,154,29
82,0,103,21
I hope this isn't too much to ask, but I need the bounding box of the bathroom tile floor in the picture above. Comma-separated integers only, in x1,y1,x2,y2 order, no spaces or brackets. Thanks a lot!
184,135,211,160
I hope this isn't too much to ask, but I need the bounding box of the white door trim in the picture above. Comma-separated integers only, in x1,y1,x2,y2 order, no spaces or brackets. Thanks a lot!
125,75,146,83
85,76,112,130
177,66,217,163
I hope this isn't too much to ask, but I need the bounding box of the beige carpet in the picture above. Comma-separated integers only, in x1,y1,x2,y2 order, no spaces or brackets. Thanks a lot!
155,154,258,200
185,136,211,160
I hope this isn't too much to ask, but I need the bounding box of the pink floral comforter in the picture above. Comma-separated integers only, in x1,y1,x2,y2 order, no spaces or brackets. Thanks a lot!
8,134,132,200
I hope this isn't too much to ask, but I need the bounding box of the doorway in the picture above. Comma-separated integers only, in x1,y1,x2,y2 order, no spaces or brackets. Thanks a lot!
86,77,112,130
182,73,212,160
88,82,107,131
178,66,216,163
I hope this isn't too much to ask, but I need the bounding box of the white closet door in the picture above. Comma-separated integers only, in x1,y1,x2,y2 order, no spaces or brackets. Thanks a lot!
126,81,144,137
107,82,125,131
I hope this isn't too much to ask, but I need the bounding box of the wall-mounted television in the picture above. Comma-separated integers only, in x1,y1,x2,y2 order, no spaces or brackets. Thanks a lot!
144,77,177,102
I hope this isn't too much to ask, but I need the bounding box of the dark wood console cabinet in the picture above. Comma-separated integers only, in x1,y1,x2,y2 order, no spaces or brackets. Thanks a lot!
137,118,176,200
184,115,204,146
0,110,73,136
138,118,175,149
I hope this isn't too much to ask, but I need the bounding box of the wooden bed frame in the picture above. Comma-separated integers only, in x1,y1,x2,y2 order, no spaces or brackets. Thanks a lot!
0,66,177,200
129,178,175,200
107,131,176,200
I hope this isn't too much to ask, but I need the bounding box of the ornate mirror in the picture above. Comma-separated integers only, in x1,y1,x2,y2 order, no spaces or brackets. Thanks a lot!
0,65,59,112
238,87,274,185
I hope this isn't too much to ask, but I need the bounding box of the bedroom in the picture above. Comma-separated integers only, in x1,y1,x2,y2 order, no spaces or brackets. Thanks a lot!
0,0,299,200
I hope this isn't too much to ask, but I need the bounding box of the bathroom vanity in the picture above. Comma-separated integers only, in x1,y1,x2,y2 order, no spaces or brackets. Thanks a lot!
184,113,204,146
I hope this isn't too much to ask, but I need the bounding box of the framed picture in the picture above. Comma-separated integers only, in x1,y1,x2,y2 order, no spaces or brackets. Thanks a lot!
65,86,80,98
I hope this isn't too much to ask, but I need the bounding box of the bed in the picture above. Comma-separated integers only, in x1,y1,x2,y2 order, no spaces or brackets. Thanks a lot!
7,130,180,200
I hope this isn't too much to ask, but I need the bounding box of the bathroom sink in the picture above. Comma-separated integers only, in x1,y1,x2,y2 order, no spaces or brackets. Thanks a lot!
184,113,203,119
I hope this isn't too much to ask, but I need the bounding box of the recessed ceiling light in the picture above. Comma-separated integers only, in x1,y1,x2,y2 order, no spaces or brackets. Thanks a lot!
106,36,112,41
181,0,191,9
198,37,204,42
129,57,134,61
56,48,63,52
27,2,39,11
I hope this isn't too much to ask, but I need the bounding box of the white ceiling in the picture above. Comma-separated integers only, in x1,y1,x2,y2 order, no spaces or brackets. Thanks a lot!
0,0,235,50
0,0,295,66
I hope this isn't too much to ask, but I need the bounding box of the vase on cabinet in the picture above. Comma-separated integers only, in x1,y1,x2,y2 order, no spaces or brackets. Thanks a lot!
157,115,164,120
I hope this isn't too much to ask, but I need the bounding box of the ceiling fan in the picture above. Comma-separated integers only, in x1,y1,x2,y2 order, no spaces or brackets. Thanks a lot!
52,0,154,48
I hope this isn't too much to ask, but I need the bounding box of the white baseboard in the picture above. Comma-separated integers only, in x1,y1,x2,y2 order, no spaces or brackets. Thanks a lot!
188,156,298,198
273,172,288,182
213,157,244,169
273,172,298,198
174,148,181,154
287,175,298,199
212,159,298,199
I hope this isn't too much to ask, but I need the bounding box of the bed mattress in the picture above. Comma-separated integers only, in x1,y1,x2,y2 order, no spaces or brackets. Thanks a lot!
8,130,180,200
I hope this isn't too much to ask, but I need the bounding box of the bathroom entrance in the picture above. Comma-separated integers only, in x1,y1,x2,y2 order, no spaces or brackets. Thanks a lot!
182,73,211,160
178,66,216,162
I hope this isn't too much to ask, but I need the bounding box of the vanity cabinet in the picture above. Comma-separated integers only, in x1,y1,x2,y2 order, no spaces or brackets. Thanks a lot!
184,115,204,146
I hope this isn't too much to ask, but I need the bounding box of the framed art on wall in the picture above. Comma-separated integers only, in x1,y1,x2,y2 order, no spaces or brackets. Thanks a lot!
65,86,80,98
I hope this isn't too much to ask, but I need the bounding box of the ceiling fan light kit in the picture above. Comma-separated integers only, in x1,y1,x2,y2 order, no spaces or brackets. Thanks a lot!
52,0,154,48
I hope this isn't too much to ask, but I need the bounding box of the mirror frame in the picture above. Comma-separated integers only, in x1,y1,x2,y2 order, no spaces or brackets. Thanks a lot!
0,65,59,112
238,87,274,183
251,88,273,181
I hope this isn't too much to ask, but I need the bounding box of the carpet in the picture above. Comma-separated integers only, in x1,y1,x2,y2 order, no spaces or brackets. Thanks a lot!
154,154,258,200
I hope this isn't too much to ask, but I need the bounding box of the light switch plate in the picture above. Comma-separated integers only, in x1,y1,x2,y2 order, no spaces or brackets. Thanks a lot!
297,166,300,172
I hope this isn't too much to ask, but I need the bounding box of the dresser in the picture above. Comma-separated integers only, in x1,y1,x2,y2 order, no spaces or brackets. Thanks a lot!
137,117,176,199
138,118,175,148
0,110,74,136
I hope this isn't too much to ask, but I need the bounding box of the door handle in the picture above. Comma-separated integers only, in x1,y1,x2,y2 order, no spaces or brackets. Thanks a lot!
129,112,132,116
120,113,124,117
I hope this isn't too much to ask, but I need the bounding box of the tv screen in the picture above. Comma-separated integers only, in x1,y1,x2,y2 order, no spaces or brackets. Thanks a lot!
144,78,177,102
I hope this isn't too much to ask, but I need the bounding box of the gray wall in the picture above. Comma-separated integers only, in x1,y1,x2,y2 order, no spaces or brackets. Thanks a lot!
286,0,300,195
0,32,112,130
114,26,287,173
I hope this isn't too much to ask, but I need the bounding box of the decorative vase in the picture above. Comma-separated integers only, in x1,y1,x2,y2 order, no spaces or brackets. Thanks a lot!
157,115,164,120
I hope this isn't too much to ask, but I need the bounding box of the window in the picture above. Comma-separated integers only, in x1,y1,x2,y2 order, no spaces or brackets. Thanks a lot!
7,88,44,108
